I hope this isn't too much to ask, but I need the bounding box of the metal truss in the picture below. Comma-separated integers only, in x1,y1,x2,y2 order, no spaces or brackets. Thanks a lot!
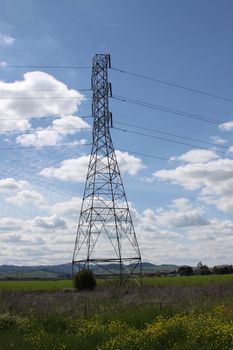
72,54,142,285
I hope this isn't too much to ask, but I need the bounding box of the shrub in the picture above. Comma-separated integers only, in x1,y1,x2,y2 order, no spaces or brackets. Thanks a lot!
178,265,193,276
74,269,96,291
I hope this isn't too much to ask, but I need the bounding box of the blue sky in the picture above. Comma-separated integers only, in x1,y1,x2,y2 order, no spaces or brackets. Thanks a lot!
0,0,233,266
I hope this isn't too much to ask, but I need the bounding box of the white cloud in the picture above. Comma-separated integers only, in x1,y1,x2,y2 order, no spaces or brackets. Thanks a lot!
219,121,233,131
15,116,90,147
170,149,219,163
210,136,227,145
0,178,28,192
7,189,45,207
0,178,45,208
0,34,15,45
52,116,90,134
0,194,233,266
155,198,208,228
0,71,84,134
187,218,233,241
16,128,61,147
0,217,24,232
51,196,82,220
115,150,145,175
0,70,90,138
0,118,31,132
155,157,233,191
0,61,7,67
16,115,90,147
33,215,67,230
40,156,89,182
154,150,233,213
40,151,144,182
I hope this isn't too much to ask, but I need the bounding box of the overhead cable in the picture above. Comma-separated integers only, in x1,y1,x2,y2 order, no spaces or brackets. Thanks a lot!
112,126,230,157
114,121,228,149
111,67,233,104
112,95,224,125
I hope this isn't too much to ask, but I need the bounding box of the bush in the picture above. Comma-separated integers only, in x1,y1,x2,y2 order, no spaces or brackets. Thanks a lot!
74,269,96,291
178,265,193,276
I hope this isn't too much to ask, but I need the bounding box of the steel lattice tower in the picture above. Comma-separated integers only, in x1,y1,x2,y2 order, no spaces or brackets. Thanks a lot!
72,54,141,285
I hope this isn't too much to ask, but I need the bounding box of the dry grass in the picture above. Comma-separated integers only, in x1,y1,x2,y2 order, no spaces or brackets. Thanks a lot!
0,282,233,318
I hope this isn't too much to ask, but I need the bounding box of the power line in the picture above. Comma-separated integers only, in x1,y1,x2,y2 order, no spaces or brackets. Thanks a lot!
0,126,91,134
0,120,229,156
112,95,223,125
0,65,91,69
0,96,92,100
0,142,92,151
0,88,91,92
111,67,233,104
114,121,228,150
0,119,227,155
0,115,92,121
1,140,232,178
117,148,233,177
112,126,230,157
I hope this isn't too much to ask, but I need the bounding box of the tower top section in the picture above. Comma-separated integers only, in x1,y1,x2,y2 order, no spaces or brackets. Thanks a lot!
92,53,111,69
91,54,112,140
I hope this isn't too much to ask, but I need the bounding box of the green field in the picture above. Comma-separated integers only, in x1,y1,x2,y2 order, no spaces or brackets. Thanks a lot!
1,275,233,349
1,274,233,291
0,279,72,291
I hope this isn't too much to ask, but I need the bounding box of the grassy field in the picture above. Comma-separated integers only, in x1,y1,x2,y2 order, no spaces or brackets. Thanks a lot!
1,273,233,291
0,279,71,291
1,275,233,349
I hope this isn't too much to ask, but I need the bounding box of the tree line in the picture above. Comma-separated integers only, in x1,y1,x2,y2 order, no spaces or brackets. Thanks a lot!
178,262,233,276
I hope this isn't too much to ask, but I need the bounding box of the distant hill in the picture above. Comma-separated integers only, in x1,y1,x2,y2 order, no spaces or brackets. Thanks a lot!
0,262,178,280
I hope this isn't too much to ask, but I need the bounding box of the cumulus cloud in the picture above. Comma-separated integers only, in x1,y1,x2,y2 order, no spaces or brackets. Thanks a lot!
0,71,85,135
0,178,45,207
40,156,89,182
7,189,45,207
51,196,82,220
155,157,233,191
0,61,7,67
0,34,15,45
33,215,67,230
155,150,233,213
210,136,227,145
0,178,28,192
0,194,233,266
187,218,233,242
40,151,144,182
0,217,24,232
154,198,208,228
219,121,233,131
170,149,219,163
16,128,61,147
0,118,31,132
115,150,145,175
52,116,90,134
16,116,90,147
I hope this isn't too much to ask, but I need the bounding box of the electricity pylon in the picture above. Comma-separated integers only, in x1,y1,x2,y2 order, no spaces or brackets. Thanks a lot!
72,54,141,285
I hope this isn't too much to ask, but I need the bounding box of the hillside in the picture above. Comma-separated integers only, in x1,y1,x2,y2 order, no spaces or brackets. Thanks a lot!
0,262,178,280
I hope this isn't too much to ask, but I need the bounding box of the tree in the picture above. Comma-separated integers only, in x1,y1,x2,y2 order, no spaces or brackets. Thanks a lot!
197,261,210,275
74,269,96,291
178,265,193,276
213,265,233,274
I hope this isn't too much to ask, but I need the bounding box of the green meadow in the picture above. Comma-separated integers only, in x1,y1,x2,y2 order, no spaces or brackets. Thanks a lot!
1,274,233,291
